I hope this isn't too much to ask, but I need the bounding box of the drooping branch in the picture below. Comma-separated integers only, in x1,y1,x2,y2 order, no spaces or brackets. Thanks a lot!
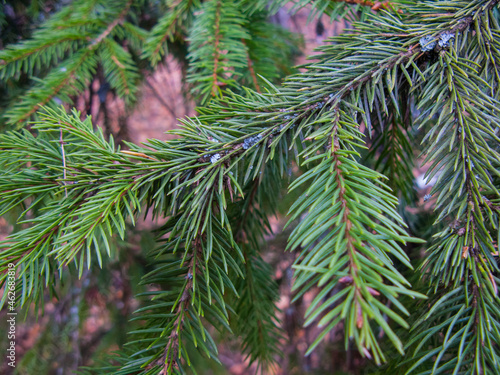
242,39,261,93
159,251,197,374
14,48,95,124
211,1,222,97
335,0,398,12
88,0,133,48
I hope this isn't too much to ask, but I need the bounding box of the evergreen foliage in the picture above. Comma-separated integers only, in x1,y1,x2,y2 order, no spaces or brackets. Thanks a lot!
0,0,500,374
0,0,299,126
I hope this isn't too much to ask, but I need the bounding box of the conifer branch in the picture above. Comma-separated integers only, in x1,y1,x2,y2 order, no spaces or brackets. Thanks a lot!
211,1,222,97
0,33,89,77
335,0,395,11
1,0,142,125
288,0,402,20
242,39,261,93
402,3,500,371
159,252,196,374
2,2,500,374
152,29,174,65
88,0,133,48
7,48,97,124
142,0,195,65
329,116,367,332
287,104,424,363
187,0,249,103
99,39,140,103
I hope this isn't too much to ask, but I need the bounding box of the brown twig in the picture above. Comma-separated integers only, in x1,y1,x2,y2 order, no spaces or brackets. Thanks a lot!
88,0,133,48
121,150,158,161
110,54,130,96
336,0,399,12
211,1,222,97
242,39,261,93
329,112,371,355
59,127,68,197
160,249,198,374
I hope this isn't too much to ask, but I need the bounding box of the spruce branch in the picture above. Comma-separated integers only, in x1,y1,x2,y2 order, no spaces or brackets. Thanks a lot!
2,2,500,374
0,107,173,307
5,48,98,125
401,3,500,373
1,0,138,125
142,0,195,65
0,0,104,80
242,39,261,93
286,0,402,21
0,31,90,80
99,39,140,104
286,105,424,364
88,0,133,48
335,0,398,11
211,1,222,97
187,0,249,102
115,204,243,374
160,5,500,362
157,249,196,374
